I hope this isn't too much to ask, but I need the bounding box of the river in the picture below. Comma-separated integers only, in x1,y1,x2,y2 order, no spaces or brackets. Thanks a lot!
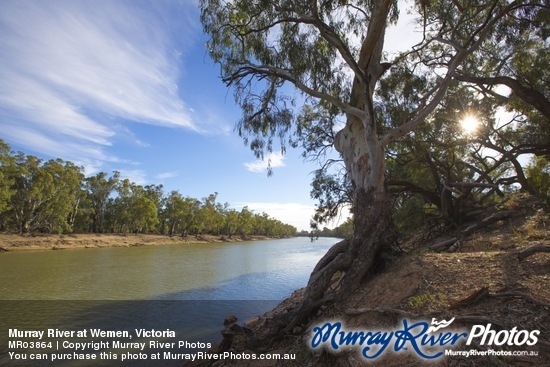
0,237,338,366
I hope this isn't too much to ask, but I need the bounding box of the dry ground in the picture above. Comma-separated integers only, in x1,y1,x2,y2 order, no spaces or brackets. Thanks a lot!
0,233,272,251
192,197,549,367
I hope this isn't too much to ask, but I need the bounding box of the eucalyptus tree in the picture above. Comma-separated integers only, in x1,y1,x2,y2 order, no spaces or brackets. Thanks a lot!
107,179,160,234
8,154,42,233
526,156,550,197
180,197,201,236
164,191,187,236
196,193,225,235
0,140,15,225
9,155,83,233
129,195,159,233
237,206,255,236
107,178,133,232
223,208,240,237
201,0,545,334
86,171,119,233
382,81,506,226
162,191,201,236
143,184,164,228
40,159,84,233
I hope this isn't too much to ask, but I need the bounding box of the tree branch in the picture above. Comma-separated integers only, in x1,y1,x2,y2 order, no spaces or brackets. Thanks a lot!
388,179,441,207
307,12,368,88
227,63,367,119
380,0,523,146
518,245,550,261
429,210,520,251
454,73,550,120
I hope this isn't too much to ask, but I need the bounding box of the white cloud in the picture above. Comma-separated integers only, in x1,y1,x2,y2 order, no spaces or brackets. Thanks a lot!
384,1,425,57
114,125,151,148
118,169,148,186
244,152,286,173
0,121,124,164
155,171,179,180
0,0,200,169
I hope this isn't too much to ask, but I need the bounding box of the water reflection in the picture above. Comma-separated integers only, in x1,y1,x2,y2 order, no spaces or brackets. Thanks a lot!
0,237,338,366
0,237,336,300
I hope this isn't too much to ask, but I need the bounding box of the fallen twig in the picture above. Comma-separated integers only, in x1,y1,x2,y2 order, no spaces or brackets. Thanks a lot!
490,290,550,308
450,287,490,309
518,245,550,261
429,238,458,251
461,210,518,237
429,210,519,251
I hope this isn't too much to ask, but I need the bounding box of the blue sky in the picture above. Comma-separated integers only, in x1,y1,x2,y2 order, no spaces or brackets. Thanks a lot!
0,0,420,231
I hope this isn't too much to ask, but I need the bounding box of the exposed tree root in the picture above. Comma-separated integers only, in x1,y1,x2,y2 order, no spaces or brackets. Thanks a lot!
518,245,550,261
430,210,519,251
246,191,398,350
450,287,490,309
346,285,549,331
490,290,550,309
449,286,550,310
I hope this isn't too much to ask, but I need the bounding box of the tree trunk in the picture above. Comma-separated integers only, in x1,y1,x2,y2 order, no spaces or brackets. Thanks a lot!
258,0,397,336
251,188,396,348
249,0,400,347
274,192,395,329
252,116,397,344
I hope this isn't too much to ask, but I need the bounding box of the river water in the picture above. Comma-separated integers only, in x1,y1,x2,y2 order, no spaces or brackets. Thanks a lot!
0,237,338,366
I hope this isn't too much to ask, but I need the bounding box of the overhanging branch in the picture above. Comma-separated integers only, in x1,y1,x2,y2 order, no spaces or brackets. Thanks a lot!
454,73,550,120
227,63,367,120
380,0,524,147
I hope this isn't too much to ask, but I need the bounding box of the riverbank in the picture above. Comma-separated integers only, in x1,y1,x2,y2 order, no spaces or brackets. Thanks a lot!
0,233,276,252
190,199,549,366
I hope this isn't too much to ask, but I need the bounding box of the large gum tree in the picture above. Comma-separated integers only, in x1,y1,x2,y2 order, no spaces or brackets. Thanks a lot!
200,0,547,339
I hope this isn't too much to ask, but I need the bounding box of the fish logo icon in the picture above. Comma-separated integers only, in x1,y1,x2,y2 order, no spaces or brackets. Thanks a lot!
427,317,455,333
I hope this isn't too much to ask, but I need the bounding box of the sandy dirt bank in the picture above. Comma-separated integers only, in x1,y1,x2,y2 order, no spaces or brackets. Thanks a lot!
0,233,275,252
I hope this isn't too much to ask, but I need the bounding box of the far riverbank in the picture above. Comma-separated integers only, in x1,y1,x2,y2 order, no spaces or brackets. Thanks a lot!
0,233,280,252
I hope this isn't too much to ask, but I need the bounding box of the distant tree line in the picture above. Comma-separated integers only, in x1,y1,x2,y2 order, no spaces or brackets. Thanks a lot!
0,140,296,237
298,217,353,239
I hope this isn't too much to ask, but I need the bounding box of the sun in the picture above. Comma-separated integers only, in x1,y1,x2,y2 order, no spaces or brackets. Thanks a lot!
460,114,480,134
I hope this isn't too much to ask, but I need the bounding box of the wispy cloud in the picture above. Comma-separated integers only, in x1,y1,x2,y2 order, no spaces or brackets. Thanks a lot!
114,125,151,148
0,0,200,170
155,171,179,180
244,152,286,173
118,169,180,187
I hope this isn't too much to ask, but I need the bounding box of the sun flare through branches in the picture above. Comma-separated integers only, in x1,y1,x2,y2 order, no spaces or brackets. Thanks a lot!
460,114,480,135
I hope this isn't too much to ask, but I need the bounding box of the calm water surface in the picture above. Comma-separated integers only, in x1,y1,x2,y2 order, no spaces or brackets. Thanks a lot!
0,237,337,300
0,237,338,366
